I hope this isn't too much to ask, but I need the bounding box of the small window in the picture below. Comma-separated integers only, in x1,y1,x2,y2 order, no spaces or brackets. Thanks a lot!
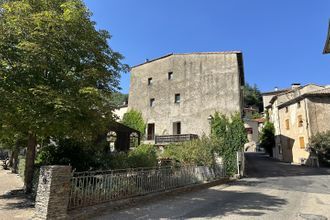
285,107,288,113
174,94,180,103
298,115,303,127
168,72,173,80
297,101,301,108
299,137,305,149
148,77,152,85
285,119,290,130
150,98,155,107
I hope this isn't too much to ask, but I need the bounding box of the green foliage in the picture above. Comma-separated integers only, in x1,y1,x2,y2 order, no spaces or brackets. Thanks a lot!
244,83,263,112
0,0,127,141
211,112,248,176
36,138,97,171
260,122,275,156
122,109,146,136
127,144,158,168
0,0,127,190
162,136,217,166
310,131,330,166
112,92,128,107
36,140,158,171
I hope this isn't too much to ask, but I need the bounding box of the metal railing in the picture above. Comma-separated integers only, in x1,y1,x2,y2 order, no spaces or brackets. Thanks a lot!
68,164,225,210
155,134,198,144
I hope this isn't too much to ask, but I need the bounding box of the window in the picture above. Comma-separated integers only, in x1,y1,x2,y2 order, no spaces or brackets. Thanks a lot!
285,107,288,113
148,77,152,85
168,72,173,80
173,122,181,135
174,94,180,103
285,119,290,130
299,137,305,149
150,98,155,107
297,101,301,108
147,123,155,140
298,115,303,127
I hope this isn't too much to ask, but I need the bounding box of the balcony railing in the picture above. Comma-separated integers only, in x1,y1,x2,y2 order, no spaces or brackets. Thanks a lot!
155,134,198,144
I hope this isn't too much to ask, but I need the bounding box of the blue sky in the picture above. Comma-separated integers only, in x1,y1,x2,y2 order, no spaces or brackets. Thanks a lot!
84,0,330,94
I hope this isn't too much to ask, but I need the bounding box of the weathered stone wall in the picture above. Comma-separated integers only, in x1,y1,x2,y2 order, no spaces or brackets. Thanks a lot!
34,166,71,220
129,53,244,139
307,96,330,135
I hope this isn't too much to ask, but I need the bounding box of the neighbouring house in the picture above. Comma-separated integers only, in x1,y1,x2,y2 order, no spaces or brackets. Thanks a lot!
113,102,128,121
324,21,330,54
128,51,245,144
263,83,330,165
243,107,260,152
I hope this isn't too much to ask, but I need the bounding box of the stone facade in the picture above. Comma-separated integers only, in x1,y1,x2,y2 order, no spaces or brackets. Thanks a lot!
128,52,245,141
263,84,330,164
34,166,72,220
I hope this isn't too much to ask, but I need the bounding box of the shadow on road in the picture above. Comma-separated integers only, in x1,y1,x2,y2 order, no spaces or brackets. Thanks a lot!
245,152,330,178
95,187,288,219
0,189,34,210
182,189,287,218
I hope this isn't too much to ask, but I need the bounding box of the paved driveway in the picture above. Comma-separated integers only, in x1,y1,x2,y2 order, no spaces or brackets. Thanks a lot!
95,153,330,220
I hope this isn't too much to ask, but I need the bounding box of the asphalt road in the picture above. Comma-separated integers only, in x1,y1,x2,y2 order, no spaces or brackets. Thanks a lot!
95,153,330,220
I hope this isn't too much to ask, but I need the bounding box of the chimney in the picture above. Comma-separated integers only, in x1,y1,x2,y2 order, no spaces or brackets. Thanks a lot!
291,83,301,90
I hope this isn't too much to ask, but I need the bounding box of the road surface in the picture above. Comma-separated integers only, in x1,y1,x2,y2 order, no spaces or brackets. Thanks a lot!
95,153,330,220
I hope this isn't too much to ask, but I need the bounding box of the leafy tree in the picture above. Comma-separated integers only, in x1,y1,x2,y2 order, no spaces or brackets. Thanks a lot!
244,83,263,112
211,113,247,176
260,122,275,157
112,92,128,107
310,131,330,166
0,0,127,193
122,109,146,136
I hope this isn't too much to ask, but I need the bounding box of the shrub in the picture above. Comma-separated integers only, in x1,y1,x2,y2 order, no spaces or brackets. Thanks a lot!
210,112,247,176
310,131,330,166
36,138,97,171
122,109,146,136
128,144,158,168
260,122,275,157
162,136,217,166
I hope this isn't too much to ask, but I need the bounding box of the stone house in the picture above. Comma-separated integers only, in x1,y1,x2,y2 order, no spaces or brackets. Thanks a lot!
263,84,330,165
128,51,245,144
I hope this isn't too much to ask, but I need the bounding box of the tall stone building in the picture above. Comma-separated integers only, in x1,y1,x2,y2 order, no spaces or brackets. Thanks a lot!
128,51,245,143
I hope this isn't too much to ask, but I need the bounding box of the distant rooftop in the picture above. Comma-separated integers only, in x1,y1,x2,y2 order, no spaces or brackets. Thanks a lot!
130,51,242,69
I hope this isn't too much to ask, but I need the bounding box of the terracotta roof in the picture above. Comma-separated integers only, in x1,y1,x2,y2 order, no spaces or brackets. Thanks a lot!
130,51,242,69
253,118,266,123
307,87,330,95
277,87,330,109
261,89,290,96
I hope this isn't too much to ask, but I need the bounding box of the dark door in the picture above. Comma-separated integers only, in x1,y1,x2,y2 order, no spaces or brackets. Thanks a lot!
147,123,155,140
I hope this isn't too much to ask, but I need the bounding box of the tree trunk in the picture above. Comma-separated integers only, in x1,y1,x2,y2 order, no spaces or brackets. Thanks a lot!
24,133,37,194
11,144,19,174
9,150,14,167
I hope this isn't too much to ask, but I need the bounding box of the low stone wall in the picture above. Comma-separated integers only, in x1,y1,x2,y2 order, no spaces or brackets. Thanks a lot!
33,165,230,219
